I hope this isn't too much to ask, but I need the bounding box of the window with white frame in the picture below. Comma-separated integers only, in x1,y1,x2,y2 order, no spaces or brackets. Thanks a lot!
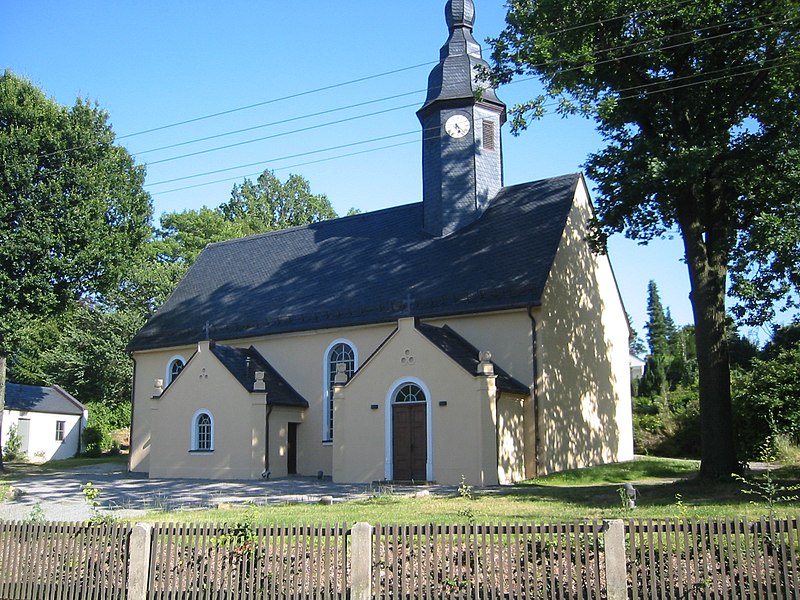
324,341,356,442
55,420,65,441
191,411,214,451
168,358,185,384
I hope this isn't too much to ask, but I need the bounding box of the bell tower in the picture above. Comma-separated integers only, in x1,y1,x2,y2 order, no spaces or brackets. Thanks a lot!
417,0,507,237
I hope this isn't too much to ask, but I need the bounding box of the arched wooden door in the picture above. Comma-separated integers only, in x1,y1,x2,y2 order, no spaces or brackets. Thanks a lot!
392,383,427,481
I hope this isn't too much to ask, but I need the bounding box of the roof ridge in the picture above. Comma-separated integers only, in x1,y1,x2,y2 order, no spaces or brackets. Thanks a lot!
205,201,423,250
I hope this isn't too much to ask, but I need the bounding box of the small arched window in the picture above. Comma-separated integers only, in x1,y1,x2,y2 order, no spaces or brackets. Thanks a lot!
191,410,214,451
167,357,185,384
324,341,356,442
393,383,427,404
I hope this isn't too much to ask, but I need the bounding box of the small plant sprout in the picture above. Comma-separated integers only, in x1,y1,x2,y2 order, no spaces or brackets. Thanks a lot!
732,442,800,514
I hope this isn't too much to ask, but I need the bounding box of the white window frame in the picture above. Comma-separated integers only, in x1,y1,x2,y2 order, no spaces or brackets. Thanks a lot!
190,409,214,452
322,339,358,443
384,377,433,482
55,420,65,442
166,355,187,385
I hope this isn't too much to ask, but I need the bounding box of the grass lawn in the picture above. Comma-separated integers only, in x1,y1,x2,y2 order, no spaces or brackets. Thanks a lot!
137,457,800,525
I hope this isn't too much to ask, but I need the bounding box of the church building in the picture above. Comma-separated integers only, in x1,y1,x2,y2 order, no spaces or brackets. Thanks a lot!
127,0,634,486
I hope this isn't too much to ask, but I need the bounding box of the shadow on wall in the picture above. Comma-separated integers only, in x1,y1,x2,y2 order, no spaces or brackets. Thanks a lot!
538,195,629,475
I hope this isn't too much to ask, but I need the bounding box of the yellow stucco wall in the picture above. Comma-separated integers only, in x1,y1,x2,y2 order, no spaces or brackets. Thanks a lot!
497,393,528,484
130,323,395,477
148,341,265,479
535,180,634,475
333,318,508,486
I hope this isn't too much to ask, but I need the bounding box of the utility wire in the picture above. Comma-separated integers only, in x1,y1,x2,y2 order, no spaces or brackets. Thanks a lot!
146,129,430,187
151,139,426,196
145,102,421,166
35,4,793,165
140,12,795,167
133,89,427,156
146,57,798,196
117,61,436,140
120,0,695,140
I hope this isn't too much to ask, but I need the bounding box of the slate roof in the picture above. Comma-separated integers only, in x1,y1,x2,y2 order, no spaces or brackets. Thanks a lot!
210,344,308,408
416,323,530,395
128,174,580,352
3,383,85,416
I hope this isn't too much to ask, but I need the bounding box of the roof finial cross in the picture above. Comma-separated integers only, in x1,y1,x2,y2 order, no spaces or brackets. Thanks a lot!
403,292,416,315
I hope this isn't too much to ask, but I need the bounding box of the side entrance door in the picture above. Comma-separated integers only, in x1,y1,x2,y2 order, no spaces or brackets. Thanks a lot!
391,383,427,481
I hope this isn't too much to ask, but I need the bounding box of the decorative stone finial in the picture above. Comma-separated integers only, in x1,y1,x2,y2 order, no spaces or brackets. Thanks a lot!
253,370,266,392
477,350,494,375
334,362,349,385
153,379,164,397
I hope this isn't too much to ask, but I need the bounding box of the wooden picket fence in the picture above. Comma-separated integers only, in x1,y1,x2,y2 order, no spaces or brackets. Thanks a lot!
371,522,605,599
0,516,798,599
147,523,348,599
0,521,131,600
626,517,800,599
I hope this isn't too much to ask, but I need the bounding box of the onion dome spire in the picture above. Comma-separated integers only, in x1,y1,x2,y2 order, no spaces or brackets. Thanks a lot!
418,0,505,119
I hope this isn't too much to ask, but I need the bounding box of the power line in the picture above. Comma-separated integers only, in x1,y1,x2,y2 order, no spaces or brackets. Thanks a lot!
140,12,795,168
117,61,436,140
35,4,793,167
151,139,426,196
132,89,426,156
146,58,798,197
146,129,430,187
145,102,421,166
121,0,695,140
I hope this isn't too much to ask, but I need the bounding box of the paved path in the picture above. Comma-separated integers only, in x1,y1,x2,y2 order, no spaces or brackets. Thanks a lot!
1,462,454,522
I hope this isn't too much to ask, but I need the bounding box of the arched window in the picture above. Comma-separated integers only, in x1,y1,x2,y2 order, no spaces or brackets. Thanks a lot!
323,341,356,442
393,383,427,404
166,356,186,384
191,410,214,451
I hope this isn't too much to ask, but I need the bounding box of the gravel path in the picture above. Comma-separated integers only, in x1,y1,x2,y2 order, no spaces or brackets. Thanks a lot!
1,462,454,522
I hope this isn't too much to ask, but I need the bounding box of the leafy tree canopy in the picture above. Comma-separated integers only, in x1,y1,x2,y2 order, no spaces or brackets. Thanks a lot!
0,70,152,350
490,0,800,477
0,70,152,468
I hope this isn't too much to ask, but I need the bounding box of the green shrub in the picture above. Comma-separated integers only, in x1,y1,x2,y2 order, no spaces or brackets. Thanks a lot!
2,424,25,461
82,426,111,457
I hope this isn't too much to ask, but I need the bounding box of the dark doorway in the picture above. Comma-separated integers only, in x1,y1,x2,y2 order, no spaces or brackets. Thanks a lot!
287,423,298,475
392,403,427,481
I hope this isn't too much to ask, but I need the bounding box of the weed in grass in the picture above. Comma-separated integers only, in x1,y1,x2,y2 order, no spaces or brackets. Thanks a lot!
82,481,116,525
733,443,800,514
27,502,46,523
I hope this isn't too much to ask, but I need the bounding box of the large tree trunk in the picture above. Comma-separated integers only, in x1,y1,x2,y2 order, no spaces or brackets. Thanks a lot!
0,353,6,473
680,216,737,479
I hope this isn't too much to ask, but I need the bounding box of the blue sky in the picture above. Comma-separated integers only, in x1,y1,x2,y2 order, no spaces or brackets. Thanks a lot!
4,0,778,344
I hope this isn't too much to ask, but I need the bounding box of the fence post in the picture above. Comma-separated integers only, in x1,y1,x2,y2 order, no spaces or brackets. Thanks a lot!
350,522,373,600
603,519,627,600
128,522,153,600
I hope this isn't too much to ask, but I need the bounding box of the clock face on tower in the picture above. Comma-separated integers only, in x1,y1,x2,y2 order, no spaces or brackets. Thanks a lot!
444,114,471,139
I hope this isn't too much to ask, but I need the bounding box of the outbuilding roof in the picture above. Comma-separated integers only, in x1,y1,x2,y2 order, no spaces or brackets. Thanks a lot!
128,174,580,352
3,383,85,416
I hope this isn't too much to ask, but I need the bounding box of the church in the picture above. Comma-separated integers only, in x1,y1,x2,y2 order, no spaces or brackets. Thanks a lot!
127,0,633,486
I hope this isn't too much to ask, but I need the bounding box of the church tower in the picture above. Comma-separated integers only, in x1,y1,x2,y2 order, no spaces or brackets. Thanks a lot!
417,0,507,237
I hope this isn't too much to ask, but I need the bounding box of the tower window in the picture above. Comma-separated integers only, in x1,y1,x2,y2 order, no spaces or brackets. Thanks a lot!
482,120,495,151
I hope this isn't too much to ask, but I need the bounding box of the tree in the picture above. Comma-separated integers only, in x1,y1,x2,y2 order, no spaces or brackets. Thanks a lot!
222,170,336,234
123,170,338,311
645,281,671,357
490,0,800,477
0,71,152,469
